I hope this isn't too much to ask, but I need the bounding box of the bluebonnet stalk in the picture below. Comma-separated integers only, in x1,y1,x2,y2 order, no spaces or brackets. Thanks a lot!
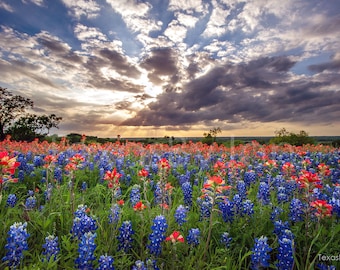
6,193,17,207
232,194,242,215
117,221,134,253
130,184,141,207
220,232,232,248
148,215,168,257
71,205,97,239
242,199,254,217
273,220,290,238
257,182,270,205
276,236,294,270
181,181,193,208
197,195,212,220
132,260,146,270
244,171,256,187
174,205,188,226
25,194,37,210
109,203,121,225
277,186,289,203
81,181,87,192
218,198,234,223
270,206,283,221
2,222,30,269
289,198,305,222
42,235,60,262
251,236,272,270
187,228,200,247
316,264,336,270
75,232,97,269
97,255,115,270
237,180,247,200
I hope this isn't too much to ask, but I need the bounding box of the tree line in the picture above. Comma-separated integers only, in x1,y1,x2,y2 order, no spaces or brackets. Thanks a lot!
0,87,62,141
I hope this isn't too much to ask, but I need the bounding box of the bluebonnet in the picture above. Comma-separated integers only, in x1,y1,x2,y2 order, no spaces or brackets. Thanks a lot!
109,204,121,225
132,260,146,270
187,228,200,247
244,171,256,187
289,198,305,222
174,205,188,226
81,181,87,192
277,186,289,203
2,222,30,269
232,193,243,215
25,195,37,210
148,215,168,257
316,264,337,270
130,185,141,207
218,198,234,222
237,180,247,200
197,195,212,220
18,169,25,182
6,193,17,207
54,166,63,184
276,236,294,270
270,206,283,221
75,232,97,269
257,182,270,205
42,235,59,262
242,200,254,217
251,236,272,270
181,181,192,208
71,205,97,239
97,255,115,270
220,232,232,248
117,221,134,253
273,220,290,238
330,197,340,219
44,183,53,201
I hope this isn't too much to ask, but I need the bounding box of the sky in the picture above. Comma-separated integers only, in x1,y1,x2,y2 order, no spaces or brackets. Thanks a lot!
0,0,339,138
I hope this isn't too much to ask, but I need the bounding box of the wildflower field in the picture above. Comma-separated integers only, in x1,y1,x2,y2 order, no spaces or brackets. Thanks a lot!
0,138,339,270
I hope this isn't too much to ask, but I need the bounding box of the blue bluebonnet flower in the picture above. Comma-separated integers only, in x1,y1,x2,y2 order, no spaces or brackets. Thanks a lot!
117,221,134,253
6,193,17,207
237,180,247,200
33,155,43,167
97,254,115,270
54,166,63,184
71,205,97,239
270,206,283,221
244,171,256,187
130,185,141,207
276,236,294,270
75,232,97,269
257,182,270,205
181,181,193,208
109,203,121,225
277,186,289,203
81,181,87,192
187,228,200,247
242,199,254,217
148,215,168,257
316,264,336,270
132,260,146,270
232,193,242,215
44,183,53,201
174,205,188,226
273,220,290,238
2,222,30,269
197,195,212,220
220,232,232,248
251,236,272,270
18,169,25,182
218,198,234,223
25,195,37,210
330,197,340,219
289,198,305,222
42,235,60,262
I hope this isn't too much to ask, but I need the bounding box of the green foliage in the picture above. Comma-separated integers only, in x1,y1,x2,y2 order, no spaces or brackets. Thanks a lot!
202,127,222,145
270,128,316,146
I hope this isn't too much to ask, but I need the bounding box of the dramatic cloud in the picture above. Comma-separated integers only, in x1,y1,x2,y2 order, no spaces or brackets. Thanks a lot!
0,0,339,137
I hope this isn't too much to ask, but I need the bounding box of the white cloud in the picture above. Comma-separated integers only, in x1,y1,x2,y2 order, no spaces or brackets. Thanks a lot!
61,0,101,19
0,2,14,12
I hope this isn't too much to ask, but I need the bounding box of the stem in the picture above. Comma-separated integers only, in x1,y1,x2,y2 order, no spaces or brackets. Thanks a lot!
203,194,216,260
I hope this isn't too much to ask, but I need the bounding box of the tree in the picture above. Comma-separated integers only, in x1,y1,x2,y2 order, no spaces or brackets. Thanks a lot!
203,127,222,145
7,114,62,142
270,128,316,146
0,87,33,140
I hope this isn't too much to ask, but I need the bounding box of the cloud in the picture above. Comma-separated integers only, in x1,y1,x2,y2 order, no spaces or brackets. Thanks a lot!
61,0,101,19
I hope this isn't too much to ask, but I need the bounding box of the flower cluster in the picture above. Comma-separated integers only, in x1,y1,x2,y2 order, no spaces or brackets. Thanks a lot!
42,235,60,262
97,255,115,270
187,228,200,247
174,205,188,226
148,215,168,256
251,236,272,270
165,231,184,244
75,232,97,269
117,220,135,253
2,222,30,269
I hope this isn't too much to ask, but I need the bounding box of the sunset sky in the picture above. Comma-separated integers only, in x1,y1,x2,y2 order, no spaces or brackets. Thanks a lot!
0,0,339,138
